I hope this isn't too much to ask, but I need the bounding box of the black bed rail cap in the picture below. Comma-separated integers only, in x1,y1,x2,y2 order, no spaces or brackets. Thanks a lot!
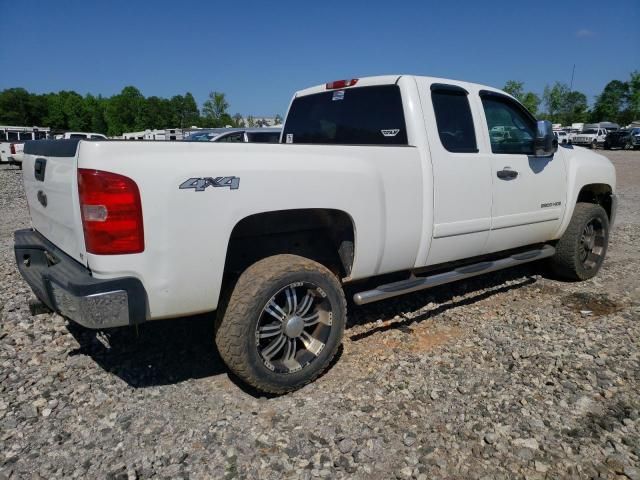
24,139,82,157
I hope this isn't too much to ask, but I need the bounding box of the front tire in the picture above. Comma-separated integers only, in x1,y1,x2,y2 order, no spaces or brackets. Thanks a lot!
215,254,346,394
549,203,609,281
591,140,598,150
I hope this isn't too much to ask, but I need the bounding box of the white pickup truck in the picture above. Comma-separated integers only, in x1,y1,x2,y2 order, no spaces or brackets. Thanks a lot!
15,75,617,393
572,127,609,149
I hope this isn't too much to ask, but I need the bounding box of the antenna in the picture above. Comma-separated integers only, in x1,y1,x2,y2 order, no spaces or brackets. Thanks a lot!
570,64,576,91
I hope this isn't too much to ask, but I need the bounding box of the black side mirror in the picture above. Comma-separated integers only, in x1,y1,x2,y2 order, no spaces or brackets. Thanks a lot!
534,120,558,157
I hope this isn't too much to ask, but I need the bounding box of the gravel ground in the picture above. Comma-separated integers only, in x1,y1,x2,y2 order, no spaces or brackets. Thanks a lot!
1,150,639,480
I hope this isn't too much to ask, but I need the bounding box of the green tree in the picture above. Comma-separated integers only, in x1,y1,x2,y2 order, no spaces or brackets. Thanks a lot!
63,92,89,131
246,115,256,127
44,93,67,130
0,88,34,124
562,91,589,125
591,80,629,123
503,81,540,116
627,71,640,121
105,86,145,135
168,93,200,128
503,80,525,99
202,91,229,126
85,94,108,134
274,114,283,125
543,82,570,122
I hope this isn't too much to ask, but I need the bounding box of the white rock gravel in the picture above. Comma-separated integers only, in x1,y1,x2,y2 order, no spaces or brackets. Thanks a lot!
0,150,639,479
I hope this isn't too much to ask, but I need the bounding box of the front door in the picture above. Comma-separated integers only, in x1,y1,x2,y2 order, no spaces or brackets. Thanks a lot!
419,82,493,266
479,92,567,253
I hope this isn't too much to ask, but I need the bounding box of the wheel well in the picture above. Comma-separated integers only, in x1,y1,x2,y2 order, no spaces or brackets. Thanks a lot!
577,184,613,219
224,209,355,279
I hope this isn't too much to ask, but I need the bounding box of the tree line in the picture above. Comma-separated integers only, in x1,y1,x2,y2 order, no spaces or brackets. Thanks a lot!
503,71,639,126
0,72,638,135
0,86,282,136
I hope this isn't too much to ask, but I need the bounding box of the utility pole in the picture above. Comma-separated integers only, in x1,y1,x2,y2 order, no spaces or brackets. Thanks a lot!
570,64,576,91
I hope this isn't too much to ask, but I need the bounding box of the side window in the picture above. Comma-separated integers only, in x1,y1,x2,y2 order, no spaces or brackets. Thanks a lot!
481,95,536,155
217,132,244,143
431,86,478,153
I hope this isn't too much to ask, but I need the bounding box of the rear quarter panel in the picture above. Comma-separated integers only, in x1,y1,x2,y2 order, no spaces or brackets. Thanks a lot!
78,141,423,319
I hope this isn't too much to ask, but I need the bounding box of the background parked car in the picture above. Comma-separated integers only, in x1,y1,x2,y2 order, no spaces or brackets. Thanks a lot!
572,127,609,149
605,127,640,150
212,128,281,143
554,130,570,145
54,132,107,140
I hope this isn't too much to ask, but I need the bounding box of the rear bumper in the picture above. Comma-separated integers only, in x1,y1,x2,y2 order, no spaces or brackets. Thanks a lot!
14,229,147,329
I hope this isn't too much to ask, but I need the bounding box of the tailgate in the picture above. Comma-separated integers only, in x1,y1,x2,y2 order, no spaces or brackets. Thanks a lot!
22,139,87,266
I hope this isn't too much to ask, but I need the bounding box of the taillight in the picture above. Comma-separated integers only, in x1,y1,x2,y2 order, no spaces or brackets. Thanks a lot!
325,79,358,90
10,143,16,154
78,169,144,254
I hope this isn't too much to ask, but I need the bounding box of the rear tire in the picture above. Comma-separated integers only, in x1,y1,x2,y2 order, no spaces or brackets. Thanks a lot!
549,203,609,281
215,254,346,394
591,140,597,150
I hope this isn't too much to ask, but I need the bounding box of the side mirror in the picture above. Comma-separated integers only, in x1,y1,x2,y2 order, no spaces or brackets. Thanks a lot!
534,120,558,157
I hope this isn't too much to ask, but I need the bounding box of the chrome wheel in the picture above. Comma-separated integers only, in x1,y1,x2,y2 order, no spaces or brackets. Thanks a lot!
256,282,333,374
579,218,606,270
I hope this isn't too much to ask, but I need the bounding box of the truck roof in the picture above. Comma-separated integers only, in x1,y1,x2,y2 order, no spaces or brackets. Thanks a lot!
293,74,507,98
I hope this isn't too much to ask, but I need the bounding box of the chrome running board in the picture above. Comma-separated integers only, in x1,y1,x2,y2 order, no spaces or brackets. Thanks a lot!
353,245,555,305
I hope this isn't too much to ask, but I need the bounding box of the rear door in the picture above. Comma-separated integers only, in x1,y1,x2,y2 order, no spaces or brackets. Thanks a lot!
418,82,493,265
478,92,567,253
22,140,86,264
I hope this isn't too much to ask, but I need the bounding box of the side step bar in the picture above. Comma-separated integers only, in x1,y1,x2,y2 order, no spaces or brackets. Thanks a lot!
353,245,555,305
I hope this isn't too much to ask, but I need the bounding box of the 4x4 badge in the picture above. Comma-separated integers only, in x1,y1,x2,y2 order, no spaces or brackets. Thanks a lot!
179,177,240,191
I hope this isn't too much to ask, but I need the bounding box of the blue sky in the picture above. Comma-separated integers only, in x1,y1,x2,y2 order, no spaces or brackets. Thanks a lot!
0,0,638,117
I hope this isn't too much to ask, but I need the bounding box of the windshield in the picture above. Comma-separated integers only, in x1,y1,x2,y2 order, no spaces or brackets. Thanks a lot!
581,129,597,134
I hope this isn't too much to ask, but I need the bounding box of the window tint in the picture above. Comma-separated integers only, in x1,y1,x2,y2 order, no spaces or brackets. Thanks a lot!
90,135,104,139
431,89,478,153
19,132,33,141
283,85,408,145
69,133,87,139
481,96,535,154
7,132,18,141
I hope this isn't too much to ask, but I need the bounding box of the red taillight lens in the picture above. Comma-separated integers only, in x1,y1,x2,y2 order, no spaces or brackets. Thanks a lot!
10,143,16,154
325,79,359,90
78,169,144,255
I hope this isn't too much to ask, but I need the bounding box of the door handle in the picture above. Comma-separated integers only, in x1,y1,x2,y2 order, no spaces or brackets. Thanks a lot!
497,167,518,180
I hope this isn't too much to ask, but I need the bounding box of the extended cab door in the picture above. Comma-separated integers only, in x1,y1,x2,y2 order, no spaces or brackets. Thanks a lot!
418,81,493,265
478,91,567,252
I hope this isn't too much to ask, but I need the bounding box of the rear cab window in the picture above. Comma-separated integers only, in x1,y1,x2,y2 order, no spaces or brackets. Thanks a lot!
430,84,478,153
283,85,408,145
